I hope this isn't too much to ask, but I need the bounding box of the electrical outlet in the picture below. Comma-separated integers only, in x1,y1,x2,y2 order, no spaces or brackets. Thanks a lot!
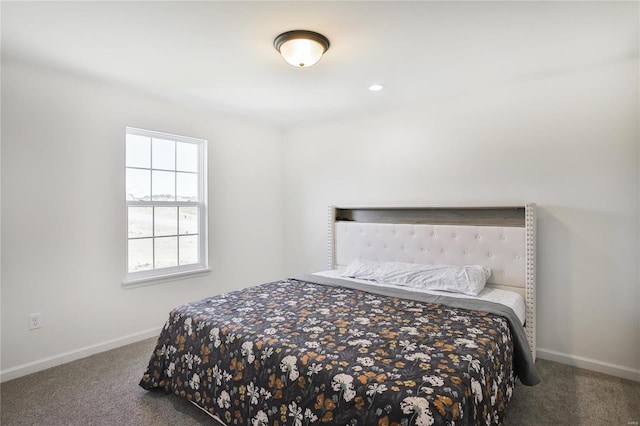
29,313,42,330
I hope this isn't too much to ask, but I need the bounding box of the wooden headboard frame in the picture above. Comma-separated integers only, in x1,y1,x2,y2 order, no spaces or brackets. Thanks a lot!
327,204,537,359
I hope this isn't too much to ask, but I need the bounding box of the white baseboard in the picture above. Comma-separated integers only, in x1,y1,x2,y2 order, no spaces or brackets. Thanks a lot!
3,334,638,384
0,327,162,383
537,347,640,382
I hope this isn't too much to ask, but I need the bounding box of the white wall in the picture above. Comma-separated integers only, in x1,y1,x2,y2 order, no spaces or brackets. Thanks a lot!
282,59,640,380
1,20,638,385
0,57,284,379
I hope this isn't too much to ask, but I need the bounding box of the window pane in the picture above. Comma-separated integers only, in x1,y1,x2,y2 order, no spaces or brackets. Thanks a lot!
152,138,175,171
128,207,153,238
128,238,153,272
179,235,199,265
152,170,175,201
154,207,177,237
177,172,198,202
126,168,151,201
177,142,198,172
155,237,178,269
179,207,198,235
126,134,151,168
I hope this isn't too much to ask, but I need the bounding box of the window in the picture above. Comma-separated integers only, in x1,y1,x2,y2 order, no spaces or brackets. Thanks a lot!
124,127,208,285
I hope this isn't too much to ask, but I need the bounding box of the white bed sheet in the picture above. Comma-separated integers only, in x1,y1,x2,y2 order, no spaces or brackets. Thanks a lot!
312,269,526,325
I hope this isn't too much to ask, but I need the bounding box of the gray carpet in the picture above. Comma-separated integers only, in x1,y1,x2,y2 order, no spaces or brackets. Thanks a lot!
1,338,638,425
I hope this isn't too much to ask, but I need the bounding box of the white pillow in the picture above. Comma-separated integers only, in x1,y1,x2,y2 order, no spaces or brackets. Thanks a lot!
340,259,491,296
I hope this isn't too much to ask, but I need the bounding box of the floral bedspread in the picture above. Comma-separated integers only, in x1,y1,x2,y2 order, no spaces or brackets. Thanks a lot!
140,278,517,425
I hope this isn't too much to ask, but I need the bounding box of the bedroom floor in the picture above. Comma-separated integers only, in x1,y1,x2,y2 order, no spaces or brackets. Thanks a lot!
0,338,638,426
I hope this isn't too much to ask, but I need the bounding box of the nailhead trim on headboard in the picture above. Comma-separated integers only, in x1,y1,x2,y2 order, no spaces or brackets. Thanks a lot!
525,203,536,360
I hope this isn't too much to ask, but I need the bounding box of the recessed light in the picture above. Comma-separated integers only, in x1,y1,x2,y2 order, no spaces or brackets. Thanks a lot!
368,84,386,92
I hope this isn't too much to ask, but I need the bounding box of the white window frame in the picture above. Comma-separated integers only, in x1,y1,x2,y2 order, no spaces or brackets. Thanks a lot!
123,127,209,286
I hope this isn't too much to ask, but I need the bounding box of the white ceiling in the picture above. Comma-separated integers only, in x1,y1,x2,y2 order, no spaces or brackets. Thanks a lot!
2,1,638,127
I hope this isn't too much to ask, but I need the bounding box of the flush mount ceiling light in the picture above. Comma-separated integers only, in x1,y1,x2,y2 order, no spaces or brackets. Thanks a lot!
274,30,330,68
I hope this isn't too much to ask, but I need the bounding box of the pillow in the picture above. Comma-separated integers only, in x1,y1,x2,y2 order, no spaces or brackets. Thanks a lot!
340,259,491,296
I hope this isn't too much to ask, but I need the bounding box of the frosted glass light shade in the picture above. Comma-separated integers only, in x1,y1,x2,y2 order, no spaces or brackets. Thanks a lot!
274,30,330,68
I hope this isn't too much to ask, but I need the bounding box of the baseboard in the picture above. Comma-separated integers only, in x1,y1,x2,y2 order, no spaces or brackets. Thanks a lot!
0,327,162,383
537,347,640,382
3,334,637,384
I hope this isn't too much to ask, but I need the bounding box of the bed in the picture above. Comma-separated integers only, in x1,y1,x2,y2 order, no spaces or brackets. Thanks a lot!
140,205,540,425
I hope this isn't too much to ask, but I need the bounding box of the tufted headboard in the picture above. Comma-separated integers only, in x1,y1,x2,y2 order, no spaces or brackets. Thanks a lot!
327,205,537,358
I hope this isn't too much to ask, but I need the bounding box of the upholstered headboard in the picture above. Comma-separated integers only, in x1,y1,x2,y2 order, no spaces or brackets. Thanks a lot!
327,205,537,358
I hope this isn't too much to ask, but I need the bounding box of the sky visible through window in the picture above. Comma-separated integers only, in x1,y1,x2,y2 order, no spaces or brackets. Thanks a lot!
126,135,199,202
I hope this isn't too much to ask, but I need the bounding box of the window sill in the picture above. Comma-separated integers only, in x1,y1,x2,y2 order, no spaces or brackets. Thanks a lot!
122,267,211,289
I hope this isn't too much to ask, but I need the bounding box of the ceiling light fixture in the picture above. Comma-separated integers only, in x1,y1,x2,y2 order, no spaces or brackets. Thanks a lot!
274,30,330,68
